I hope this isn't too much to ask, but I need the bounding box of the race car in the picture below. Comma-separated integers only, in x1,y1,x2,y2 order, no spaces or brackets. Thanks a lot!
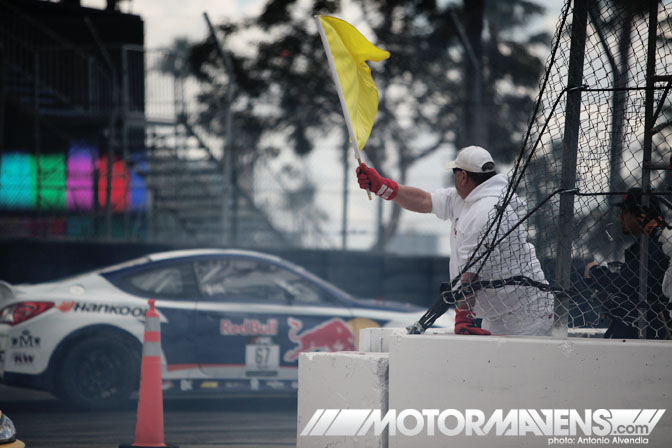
0,249,453,409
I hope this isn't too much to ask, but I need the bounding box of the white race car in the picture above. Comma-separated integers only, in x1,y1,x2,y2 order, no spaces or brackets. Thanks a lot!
0,249,452,409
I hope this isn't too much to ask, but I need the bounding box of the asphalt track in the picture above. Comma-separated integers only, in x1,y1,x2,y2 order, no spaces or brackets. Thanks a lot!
0,385,298,448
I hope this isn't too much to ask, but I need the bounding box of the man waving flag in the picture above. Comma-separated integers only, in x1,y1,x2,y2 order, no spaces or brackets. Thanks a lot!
315,15,389,198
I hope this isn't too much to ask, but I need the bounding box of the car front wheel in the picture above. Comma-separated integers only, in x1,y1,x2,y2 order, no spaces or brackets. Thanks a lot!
57,335,140,410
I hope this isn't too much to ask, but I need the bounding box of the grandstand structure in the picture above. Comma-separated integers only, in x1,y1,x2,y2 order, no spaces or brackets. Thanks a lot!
0,0,329,248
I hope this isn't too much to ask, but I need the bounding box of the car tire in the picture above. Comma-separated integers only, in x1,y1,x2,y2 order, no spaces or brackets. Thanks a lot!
57,334,140,410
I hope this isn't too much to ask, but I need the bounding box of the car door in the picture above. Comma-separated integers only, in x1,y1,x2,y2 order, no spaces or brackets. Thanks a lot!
193,255,354,391
105,260,200,382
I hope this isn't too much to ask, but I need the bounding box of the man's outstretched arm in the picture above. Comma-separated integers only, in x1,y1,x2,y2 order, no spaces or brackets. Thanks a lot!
394,185,432,213
357,163,432,213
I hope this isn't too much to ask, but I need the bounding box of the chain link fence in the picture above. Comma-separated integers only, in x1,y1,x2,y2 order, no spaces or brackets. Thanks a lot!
456,0,672,338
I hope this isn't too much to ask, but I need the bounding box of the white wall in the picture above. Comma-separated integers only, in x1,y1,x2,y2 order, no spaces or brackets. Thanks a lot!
298,333,672,448
297,351,389,448
389,335,672,448
359,327,450,352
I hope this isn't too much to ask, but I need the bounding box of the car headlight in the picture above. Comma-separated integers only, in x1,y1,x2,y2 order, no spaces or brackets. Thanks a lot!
0,411,17,444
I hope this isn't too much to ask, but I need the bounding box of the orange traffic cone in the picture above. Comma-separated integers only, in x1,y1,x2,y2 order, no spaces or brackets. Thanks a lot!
120,299,177,448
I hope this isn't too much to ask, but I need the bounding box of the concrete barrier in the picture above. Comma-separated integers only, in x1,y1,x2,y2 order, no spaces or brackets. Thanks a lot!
299,332,672,448
297,351,389,448
358,326,607,353
358,327,451,352
389,335,672,447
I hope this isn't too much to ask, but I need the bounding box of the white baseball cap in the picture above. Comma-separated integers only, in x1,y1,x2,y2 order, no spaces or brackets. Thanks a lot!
446,146,495,173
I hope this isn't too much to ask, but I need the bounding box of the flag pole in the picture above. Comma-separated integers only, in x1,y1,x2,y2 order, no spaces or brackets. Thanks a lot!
314,15,372,200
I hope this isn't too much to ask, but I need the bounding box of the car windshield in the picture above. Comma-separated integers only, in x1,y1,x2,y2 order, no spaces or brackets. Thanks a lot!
194,258,327,303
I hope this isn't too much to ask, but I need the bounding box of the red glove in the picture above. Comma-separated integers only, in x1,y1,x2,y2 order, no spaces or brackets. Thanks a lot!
638,206,666,239
356,163,398,200
454,310,491,335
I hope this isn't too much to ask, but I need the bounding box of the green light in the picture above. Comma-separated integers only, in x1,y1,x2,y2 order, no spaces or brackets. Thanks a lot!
35,154,66,210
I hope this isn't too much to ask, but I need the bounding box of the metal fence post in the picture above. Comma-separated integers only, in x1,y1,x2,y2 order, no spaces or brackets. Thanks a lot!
638,0,660,339
553,0,590,337
33,51,42,215
88,56,94,112
341,137,349,250
121,45,131,239
0,44,4,150
204,13,236,246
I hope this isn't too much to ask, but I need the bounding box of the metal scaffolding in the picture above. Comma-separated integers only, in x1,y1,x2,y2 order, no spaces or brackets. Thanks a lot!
0,0,332,249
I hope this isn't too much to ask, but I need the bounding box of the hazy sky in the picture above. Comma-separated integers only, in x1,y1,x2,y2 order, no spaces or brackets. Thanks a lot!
84,0,565,50
82,0,266,48
82,0,567,253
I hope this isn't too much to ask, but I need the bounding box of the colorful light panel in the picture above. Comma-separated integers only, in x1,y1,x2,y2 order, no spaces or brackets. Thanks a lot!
97,156,130,212
67,144,95,211
130,156,147,211
0,152,35,209
0,145,148,214
35,154,66,210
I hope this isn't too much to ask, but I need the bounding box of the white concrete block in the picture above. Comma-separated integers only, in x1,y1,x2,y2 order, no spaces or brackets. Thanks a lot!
388,335,672,448
359,327,453,352
358,328,405,353
297,351,389,448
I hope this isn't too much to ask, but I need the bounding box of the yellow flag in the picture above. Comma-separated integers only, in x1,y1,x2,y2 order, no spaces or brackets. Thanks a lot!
317,16,390,150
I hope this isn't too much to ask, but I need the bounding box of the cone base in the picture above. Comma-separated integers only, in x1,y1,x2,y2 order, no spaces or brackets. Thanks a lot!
3,440,25,448
119,443,179,448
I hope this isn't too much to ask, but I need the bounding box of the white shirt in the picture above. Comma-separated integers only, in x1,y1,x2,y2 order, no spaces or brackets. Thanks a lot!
430,174,553,336
659,227,672,300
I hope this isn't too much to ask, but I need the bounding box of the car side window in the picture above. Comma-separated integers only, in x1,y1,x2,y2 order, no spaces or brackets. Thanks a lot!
194,258,328,304
115,263,199,299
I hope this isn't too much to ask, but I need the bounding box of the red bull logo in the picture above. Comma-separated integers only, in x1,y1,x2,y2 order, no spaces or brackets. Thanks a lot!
283,317,355,362
220,318,278,336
